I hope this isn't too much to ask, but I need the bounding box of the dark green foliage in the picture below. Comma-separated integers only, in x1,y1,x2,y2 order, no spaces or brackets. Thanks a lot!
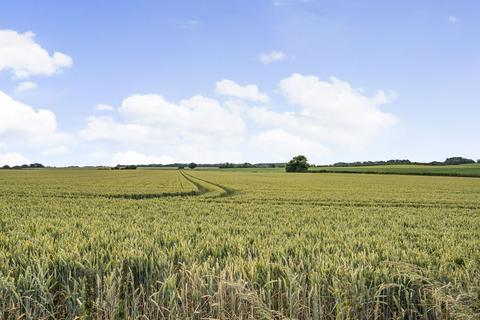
219,162,285,168
285,155,309,172
112,165,137,170
444,157,475,165
331,157,477,167
29,163,45,168
311,164,480,177
3,163,45,169
333,159,412,167
219,162,255,168
188,162,197,169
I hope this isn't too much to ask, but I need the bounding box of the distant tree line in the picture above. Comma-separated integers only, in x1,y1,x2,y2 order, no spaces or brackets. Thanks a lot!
332,159,412,167
1,163,45,169
111,165,137,170
139,162,286,168
218,162,281,168
444,157,477,165
1,157,477,170
0,162,288,170
330,157,477,167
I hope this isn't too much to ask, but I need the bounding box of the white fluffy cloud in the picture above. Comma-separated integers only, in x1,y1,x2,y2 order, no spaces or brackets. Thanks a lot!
279,74,397,138
0,152,30,166
42,146,70,156
79,117,148,142
259,50,287,64
80,94,246,162
111,151,175,165
0,29,72,79
15,81,37,92
0,90,57,139
95,104,115,111
265,73,398,149
118,94,245,138
0,90,72,165
0,29,72,165
79,74,397,164
215,80,269,103
251,129,330,160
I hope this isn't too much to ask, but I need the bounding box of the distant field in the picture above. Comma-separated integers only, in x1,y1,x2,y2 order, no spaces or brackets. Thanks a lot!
0,169,196,198
311,163,480,177
1,169,479,319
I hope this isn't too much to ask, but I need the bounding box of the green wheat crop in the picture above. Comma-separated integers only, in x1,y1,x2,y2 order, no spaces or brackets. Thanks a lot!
0,169,479,319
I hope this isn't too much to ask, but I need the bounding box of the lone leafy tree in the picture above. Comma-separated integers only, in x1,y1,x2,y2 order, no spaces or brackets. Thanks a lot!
285,155,309,172
188,162,197,170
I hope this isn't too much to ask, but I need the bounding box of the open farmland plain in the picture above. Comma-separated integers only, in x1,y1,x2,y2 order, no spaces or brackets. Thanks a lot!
0,169,479,319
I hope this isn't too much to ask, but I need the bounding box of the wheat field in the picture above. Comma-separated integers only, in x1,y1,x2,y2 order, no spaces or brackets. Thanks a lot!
0,169,479,319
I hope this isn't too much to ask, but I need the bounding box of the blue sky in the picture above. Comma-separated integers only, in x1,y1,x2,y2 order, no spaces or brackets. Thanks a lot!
0,0,478,166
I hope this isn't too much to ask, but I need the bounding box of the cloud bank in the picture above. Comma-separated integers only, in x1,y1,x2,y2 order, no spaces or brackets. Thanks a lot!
216,80,269,102
0,29,397,167
0,29,72,79
0,29,73,166
0,90,57,139
0,152,30,166
79,74,397,165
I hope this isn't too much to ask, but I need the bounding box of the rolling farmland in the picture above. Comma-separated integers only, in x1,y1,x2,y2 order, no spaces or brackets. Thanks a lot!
0,169,479,319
